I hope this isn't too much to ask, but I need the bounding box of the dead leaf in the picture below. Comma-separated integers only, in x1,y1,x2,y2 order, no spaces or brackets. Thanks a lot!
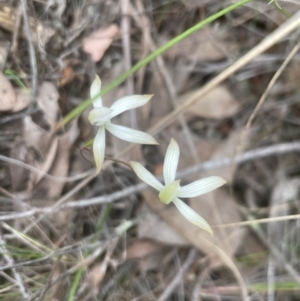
34,120,79,198
142,186,259,271
148,66,173,128
159,128,216,181
0,41,10,70
33,137,59,186
9,138,34,192
12,120,78,242
34,82,59,131
204,129,251,183
83,24,119,62
126,239,163,259
179,85,240,120
126,238,172,273
138,203,189,246
58,66,75,87
23,117,55,171
88,260,110,289
12,89,31,112
0,71,16,111
0,4,56,47
160,26,238,62
10,82,60,192
23,82,59,158
190,188,246,256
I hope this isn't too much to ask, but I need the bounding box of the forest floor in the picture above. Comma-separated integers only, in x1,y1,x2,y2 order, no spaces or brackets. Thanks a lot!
1,1,300,300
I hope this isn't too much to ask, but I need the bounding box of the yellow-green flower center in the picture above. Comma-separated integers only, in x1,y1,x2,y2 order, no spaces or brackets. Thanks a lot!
159,180,180,204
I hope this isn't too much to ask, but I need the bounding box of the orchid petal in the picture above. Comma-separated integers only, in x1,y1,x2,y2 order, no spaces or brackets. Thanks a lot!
173,198,213,236
159,180,180,204
93,126,106,174
163,138,180,185
130,161,163,191
105,123,158,145
88,107,112,126
90,75,102,108
178,176,226,198
110,95,153,118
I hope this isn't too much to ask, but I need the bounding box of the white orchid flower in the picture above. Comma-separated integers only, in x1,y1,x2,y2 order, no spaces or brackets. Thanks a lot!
88,75,158,173
130,139,226,236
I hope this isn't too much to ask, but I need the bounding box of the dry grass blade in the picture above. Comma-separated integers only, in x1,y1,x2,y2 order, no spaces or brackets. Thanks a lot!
0,233,29,298
216,213,300,228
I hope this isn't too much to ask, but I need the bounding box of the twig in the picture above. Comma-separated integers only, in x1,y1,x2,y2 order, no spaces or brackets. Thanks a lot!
22,171,97,234
0,232,29,298
11,4,21,55
176,141,300,178
134,0,150,92
0,154,94,182
157,249,197,301
121,0,136,129
19,0,37,98
0,106,39,125
191,273,203,301
2,141,300,221
268,256,275,301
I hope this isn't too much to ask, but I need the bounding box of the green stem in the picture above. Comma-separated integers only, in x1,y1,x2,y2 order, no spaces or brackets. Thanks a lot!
62,0,253,126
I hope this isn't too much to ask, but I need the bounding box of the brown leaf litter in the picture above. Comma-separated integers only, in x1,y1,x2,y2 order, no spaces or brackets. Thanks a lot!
0,71,17,111
0,4,56,47
83,24,119,62
9,81,78,243
160,26,239,62
178,85,241,120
